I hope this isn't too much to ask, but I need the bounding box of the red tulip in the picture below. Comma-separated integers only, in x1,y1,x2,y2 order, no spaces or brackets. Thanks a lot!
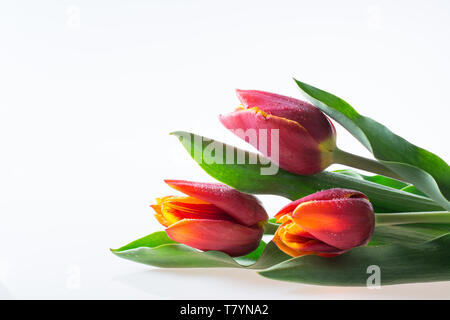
151,180,268,256
273,188,375,257
219,89,336,175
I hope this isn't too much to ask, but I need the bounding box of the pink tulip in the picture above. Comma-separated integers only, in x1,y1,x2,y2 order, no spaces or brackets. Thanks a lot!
219,89,336,175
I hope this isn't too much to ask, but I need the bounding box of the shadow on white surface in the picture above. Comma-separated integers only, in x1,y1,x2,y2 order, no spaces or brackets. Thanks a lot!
114,268,450,300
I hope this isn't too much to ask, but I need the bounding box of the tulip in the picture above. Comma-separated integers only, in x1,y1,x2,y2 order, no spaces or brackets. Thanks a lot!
219,89,336,175
219,89,403,180
151,180,268,256
273,188,375,257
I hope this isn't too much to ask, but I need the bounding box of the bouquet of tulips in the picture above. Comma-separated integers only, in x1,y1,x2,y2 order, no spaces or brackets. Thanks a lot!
112,79,450,286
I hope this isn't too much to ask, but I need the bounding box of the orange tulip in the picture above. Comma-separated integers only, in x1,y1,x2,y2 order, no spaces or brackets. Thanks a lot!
273,189,375,257
151,180,268,257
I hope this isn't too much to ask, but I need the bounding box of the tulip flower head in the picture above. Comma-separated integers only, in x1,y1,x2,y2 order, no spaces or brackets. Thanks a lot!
219,89,337,175
273,188,375,257
151,180,268,257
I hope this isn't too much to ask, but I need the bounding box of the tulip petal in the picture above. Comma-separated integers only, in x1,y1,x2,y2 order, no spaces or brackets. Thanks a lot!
275,188,368,220
219,108,325,175
152,196,238,228
164,180,268,227
152,204,172,227
236,89,336,143
276,214,314,238
292,197,375,250
166,219,264,257
273,232,342,257
298,240,343,255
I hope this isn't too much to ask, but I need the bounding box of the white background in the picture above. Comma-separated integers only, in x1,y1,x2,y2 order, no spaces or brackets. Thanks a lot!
1,0,449,299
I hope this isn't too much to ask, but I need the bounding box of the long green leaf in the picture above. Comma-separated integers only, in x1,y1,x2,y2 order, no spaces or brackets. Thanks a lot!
171,131,442,212
259,234,450,286
369,224,450,246
111,231,290,269
112,227,449,276
334,169,426,197
294,79,450,210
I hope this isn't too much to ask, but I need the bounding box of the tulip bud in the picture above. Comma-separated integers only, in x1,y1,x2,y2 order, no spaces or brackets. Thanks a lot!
273,188,375,257
219,89,336,175
151,180,268,257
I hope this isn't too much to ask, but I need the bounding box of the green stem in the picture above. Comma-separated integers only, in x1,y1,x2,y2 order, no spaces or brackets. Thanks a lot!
333,148,404,181
376,211,450,226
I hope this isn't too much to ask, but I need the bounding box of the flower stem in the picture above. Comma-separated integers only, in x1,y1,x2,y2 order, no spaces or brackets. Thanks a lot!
376,211,450,226
333,148,404,181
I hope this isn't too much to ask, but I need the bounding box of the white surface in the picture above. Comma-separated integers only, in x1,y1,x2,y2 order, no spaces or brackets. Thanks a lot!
1,0,449,299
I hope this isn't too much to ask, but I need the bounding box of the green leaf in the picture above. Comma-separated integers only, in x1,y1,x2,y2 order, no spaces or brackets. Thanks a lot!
259,234,450,286
401,185,427,197
171,131,442,213
263,222,280,235
111,231,290,269
294,79,450,210
369,224,450,246
332,169,365,180
334,169,426,196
